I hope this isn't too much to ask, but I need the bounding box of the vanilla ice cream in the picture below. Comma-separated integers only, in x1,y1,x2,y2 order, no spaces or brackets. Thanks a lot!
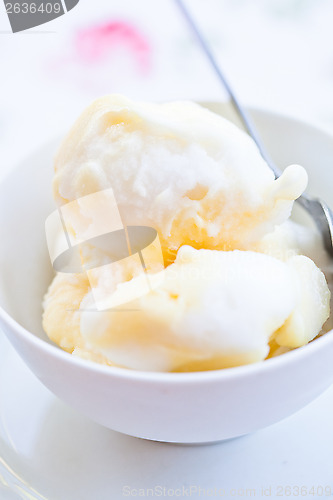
52,95,308,264
43,95,330,372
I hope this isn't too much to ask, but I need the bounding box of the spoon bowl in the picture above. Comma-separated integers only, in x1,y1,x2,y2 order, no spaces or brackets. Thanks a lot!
1,105,333,443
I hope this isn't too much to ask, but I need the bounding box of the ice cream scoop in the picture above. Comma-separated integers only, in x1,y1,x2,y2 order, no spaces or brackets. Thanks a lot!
43,246,329,372
52,95,308,267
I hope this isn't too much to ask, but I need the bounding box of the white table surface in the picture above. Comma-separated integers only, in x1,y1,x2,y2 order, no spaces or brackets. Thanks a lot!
1,1,333,498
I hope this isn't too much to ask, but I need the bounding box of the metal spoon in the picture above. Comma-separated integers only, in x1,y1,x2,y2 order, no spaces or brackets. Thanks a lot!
174,0,333,257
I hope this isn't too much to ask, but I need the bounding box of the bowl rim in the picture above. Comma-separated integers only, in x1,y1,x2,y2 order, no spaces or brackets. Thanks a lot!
1,105,333,384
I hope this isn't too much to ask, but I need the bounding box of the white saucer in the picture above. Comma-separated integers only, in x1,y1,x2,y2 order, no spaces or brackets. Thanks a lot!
1,333,333,500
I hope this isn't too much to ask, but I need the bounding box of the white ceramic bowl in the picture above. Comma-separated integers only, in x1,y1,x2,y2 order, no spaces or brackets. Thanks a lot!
1,105,333,444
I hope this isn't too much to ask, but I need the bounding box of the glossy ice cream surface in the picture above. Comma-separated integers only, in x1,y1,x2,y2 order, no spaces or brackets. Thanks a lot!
43,95,330,372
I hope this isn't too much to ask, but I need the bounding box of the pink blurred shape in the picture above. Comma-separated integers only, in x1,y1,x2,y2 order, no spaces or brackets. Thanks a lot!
75,20,151,73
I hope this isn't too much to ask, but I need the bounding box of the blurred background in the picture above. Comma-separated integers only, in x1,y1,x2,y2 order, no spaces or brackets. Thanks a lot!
0,0,333,179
